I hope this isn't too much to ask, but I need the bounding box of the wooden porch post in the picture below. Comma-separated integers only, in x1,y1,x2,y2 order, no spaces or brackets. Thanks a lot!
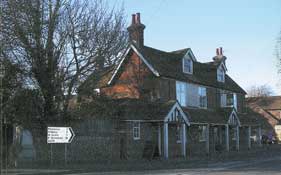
158,125,162,156
236,126,240,151
248,126,251,149
219,126,223,144
257,126,262,147
225,124,229,151
206,124,210,154
181,123,186,157
163,122,169,159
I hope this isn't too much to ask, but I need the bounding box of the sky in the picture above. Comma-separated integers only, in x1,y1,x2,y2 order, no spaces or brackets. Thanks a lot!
110,0,281,95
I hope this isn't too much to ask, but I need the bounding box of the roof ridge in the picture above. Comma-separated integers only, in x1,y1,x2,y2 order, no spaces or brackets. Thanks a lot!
169,48,190,54
143,45,169,54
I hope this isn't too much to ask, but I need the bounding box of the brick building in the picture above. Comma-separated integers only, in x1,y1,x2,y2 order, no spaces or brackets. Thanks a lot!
78,13,266,160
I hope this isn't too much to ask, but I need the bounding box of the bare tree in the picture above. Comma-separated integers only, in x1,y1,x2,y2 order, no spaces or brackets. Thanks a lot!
276,30,281,80
0,0,128,121
247,84,273,97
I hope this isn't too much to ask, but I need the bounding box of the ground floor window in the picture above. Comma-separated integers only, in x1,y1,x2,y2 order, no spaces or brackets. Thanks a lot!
133,121,140,140
199,126,207,142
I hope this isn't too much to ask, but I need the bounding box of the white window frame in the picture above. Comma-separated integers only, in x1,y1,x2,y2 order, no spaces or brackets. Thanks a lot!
133,121,140,140
220,90,236,108
198,87,207,108
176,125,182,144
176,81,187,107
233,93,237,110
217,66,225,82
182,57,193,74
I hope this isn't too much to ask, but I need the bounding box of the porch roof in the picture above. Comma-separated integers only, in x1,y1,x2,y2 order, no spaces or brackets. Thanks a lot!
183,107,233,124
239,108,272,128
117,99,187,122
183,107,264,126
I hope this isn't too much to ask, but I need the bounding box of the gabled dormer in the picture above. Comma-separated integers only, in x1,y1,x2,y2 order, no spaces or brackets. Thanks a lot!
182,49,196,74
213,47,227,83
217,63,226,82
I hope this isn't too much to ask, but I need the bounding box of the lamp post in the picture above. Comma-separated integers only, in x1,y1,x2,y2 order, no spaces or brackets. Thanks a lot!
0,61,5,175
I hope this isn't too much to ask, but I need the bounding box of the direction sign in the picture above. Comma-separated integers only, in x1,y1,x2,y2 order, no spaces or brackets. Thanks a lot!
47,127,75,144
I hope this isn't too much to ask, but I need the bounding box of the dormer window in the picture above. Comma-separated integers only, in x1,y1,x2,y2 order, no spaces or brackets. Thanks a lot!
217,65,225,82
183,57,193,74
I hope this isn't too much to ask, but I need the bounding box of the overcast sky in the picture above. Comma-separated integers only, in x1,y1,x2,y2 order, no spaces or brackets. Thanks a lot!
111,0,281,95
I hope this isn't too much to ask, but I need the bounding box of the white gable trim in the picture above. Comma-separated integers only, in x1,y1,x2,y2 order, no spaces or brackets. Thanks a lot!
227,108,241,126
218,61,227,72
131,45,160,77
164,102,190,126
107,44,160,85
183,49,197,62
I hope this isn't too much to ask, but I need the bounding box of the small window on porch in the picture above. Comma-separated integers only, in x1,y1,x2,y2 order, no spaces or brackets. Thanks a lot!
199,126,207,142
176,125,182,144
133,121,140,140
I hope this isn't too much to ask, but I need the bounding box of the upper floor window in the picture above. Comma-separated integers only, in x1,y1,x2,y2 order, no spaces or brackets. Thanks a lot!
176,81,187,106
198,87,207,108
183,58,193,74
176,81,209,108
220,90,237,109
217,66,225,82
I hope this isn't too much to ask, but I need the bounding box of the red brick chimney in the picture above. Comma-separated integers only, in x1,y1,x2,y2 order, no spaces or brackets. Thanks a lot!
127,13,145,48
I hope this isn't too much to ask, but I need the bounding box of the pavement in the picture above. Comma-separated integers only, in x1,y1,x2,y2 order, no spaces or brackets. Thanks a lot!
3,156,281,175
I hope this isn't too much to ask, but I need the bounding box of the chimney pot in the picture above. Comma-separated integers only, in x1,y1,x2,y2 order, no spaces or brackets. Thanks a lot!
216,48,219,56
136,13,141,24
219,47,223,55
132,14,136,24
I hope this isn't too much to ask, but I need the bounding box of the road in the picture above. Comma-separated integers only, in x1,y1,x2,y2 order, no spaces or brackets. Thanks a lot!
4,157,281,175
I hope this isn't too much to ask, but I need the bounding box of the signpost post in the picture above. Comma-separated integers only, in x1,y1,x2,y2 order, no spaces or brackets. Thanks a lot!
47,127,75,166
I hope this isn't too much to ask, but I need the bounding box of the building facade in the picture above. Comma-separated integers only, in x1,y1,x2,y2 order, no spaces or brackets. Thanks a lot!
83,13,264,160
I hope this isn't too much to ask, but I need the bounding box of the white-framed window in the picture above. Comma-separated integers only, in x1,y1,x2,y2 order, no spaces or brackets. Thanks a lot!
233,93,237,110
220,90,237,109
199,126,207,142
176,125,182,144
176,81,187,107
217,66,225,82
198,87,207,108
183,57,193,74
133,121,140,140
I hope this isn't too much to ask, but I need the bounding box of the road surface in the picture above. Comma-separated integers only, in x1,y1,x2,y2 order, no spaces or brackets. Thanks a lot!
4,156,281,175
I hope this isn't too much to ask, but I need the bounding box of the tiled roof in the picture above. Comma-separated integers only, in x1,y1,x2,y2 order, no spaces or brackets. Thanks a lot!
183,107,233,124
139,46,246,94
79,66,115,91
74,98,177,121
74,97,261,125
246,96,281,110
81,44,246,94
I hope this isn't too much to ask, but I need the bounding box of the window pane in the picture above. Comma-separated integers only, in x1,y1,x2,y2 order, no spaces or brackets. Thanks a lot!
176,81,187,107
183,58,192,73
198,87,207,108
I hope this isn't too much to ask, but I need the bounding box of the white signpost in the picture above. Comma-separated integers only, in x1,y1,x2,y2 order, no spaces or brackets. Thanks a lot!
47,127,75,143
47,127,75,165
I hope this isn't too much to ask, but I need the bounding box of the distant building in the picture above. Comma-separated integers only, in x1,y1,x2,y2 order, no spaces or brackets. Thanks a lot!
246,96,281,141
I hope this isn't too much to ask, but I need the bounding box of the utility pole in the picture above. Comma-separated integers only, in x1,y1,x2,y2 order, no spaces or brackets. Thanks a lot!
0,59,4,175
0,0,3,173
